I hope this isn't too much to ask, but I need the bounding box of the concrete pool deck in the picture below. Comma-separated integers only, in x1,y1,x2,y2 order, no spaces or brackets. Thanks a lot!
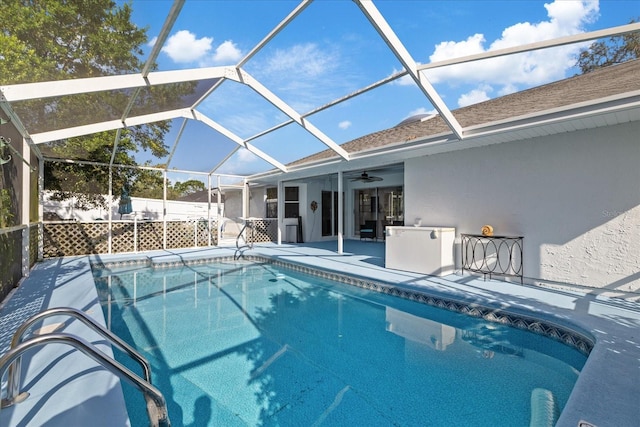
1,240,639,426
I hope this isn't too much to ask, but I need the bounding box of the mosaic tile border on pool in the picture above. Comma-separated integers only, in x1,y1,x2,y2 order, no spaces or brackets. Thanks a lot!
261,257,594,355
91,254,594,355
91,255,237,270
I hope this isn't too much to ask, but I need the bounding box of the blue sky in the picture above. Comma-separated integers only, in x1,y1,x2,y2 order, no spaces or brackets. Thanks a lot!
119,0,636,182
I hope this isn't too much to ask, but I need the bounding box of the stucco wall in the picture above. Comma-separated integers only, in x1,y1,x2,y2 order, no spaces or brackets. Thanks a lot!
405,121,640,293
302,172,405,241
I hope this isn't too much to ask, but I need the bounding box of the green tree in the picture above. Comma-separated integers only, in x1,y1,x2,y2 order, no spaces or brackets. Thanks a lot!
0,1,194,208
0,0,147,83
43,131,140,208
129,166,169,200
174,179,206,196
576,17,640,73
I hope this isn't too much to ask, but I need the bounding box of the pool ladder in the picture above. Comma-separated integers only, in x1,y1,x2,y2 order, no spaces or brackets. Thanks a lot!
235,218,255,259
0,307,170,427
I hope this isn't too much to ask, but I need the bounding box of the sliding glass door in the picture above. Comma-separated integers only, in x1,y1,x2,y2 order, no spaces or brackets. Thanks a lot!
379,186,404,225
355,186,403,239
321,190,344,237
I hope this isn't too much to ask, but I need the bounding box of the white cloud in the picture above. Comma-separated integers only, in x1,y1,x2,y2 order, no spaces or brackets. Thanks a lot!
218,111,275,138
162,30,212,63
421,0,599,105
217,148,261,175
264,43,339,78
497,83,518,97
248,42,354,111
160,30,242,66
237,148,258,163
212,40,242,64
391,68,414,86
338,120,352,130
458,87,492,107
430,33,486,63
148,36,158,48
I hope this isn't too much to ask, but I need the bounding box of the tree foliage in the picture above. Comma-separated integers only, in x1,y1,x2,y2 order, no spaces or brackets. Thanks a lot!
0,0,196,208
174,180,206,196
576,17,640,73
0,0,147,82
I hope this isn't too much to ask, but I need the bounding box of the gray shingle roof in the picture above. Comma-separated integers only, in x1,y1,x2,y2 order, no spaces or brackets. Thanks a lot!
177,189,225,203
290,59,640,167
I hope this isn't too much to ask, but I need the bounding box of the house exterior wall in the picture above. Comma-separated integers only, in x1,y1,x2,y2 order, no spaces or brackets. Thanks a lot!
292,172,405,242
405,121,640,292
249,187,266,218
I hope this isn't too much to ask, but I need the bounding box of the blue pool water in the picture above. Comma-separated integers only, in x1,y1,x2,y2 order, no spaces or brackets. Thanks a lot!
93,259,587,426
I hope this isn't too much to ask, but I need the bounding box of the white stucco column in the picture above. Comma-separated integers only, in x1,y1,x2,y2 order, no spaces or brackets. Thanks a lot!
207,174,212,246
216,175,222,245
242,179,249,219
162,170,167,249
21,137,30,275
277,180,283,245
108,168,112,254
242,179,249,244
38,156,44,260
337,171,343,254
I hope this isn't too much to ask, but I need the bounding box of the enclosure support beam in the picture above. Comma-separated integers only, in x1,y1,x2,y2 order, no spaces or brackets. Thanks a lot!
277,180,284,246
207,174,212,247
337,171,343,255
216,175,222,245
163,171,168,250
21,135,30,276
238,70,350,161
37,159,43,261
194,110,288,172
355,0,463,140
108,169,113,254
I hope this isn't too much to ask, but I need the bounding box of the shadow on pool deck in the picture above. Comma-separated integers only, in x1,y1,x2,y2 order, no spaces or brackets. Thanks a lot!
294,239,386,266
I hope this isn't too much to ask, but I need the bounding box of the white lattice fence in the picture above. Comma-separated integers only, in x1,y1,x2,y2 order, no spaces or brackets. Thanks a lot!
111,223,135,253
44,222,110,257
247,219,277,243
43,220,220,257
29,224,39,266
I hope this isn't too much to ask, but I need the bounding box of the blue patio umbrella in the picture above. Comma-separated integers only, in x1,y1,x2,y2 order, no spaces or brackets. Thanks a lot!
118,187,132,219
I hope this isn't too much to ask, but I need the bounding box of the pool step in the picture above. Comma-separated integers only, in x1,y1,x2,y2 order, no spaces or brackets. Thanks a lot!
529,388,557,427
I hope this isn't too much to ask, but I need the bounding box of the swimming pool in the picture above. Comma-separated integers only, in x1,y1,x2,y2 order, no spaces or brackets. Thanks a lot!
93,258,587,426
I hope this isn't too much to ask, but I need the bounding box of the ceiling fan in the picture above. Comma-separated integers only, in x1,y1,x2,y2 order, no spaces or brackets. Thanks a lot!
350,171,383,183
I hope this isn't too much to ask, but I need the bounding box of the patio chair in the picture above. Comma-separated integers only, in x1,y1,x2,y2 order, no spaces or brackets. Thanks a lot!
360,220,377,240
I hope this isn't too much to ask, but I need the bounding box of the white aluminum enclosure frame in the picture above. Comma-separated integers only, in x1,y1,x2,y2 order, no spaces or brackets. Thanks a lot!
1,0,639,252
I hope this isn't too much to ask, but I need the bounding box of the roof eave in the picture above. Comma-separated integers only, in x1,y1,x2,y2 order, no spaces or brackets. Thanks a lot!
247,90,640,185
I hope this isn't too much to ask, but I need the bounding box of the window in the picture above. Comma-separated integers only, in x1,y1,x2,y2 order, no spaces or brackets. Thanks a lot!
267,186,299,218
266,187,277,218
284,186,299,218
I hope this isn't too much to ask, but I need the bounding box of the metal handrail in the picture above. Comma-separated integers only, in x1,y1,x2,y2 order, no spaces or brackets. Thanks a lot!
3,307,151,407
0,333,170,427
236,218,254,250
235,218,255,259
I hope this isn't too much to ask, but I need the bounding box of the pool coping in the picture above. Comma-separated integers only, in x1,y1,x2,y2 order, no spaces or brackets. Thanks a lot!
93,253,595,356
2,244,639,427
